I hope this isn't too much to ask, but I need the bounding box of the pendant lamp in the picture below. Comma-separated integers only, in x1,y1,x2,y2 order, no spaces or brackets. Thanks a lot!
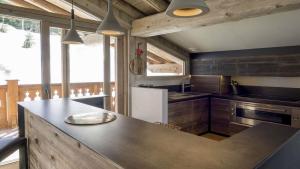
62,0,83,44
97,0,126,36
166,0,209,18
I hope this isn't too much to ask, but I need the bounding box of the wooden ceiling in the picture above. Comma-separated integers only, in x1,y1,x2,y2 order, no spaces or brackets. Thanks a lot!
0,0,98,20
122,0,170,16
0,0,171,20
2,0,300,37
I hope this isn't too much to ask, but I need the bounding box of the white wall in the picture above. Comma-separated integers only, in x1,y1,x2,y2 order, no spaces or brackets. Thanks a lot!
232,76,300,88
164,9,300,52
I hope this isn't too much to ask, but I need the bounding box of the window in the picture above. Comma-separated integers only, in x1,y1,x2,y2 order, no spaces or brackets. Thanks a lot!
49,28,116,98
147,43,184,76
69,33,115,83
0,15,41,84
50,27,62,84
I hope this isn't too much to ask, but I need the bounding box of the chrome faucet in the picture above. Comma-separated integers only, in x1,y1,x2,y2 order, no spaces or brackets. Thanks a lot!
181,75,192,93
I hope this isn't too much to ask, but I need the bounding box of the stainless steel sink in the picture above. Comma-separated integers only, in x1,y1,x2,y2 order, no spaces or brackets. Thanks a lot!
168,92,191,97
65,112,117,125
168,92,196,99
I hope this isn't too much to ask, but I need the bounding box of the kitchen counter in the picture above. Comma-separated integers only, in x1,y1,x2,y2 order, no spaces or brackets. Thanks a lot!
213,94,300,107
18,99,298,169
168,92,211,103
168,91,300,107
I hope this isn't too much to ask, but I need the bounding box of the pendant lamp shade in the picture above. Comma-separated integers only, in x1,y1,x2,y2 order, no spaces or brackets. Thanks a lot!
166,0,209,18
62,1,83,44
97,0,126,36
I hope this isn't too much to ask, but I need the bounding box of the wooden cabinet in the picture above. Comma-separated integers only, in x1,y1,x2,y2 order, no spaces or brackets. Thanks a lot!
168,98,209,135
211,98,249,136
210,98,232,135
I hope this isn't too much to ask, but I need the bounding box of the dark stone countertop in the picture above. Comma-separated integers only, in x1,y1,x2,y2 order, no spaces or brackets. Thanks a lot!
19,99,298,169
213,94,300,107
167,91,300,107
168,92,211,103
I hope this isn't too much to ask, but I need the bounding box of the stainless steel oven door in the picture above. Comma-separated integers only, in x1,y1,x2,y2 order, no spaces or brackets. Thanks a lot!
233,116,264,127
231,103,292,127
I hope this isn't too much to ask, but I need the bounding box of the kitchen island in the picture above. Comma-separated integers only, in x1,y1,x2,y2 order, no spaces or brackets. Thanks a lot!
18,99,298,169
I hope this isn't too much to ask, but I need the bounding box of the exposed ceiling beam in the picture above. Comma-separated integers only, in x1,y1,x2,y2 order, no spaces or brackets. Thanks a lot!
123,0,160,15
142,0,168,13
5,0,43,11
0,3,99,31
61,0,132,28
147,58,160,64
148,51,174,64
147,54,165,64
24,0,69,15
131,0,300,37
112,0,144,19
46,0,99,21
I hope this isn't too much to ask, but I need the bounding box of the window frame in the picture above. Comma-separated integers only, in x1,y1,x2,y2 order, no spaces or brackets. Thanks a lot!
146,42,187,77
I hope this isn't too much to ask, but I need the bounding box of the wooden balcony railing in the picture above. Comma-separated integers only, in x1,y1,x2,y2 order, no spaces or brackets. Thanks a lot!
0,80,115,129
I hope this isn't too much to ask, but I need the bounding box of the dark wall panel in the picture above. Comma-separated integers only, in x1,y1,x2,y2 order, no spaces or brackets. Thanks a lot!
190,46,300,77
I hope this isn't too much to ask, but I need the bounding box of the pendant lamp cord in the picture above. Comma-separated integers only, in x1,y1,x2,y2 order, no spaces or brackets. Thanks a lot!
71,0,74,20
108,0,112,11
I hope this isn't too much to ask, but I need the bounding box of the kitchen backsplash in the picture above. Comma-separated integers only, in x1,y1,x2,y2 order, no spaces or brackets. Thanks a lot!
190,46,300,77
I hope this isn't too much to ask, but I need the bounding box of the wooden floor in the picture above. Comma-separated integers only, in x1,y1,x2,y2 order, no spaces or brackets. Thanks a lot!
200,133,227,141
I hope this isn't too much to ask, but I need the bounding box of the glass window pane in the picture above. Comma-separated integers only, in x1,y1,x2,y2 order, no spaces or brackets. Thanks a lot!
69,32,116,83
50,27,62,84
0,15,41,84
147,43,185,77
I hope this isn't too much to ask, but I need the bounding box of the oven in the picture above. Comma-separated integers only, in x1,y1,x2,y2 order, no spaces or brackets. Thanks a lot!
231,102,292,127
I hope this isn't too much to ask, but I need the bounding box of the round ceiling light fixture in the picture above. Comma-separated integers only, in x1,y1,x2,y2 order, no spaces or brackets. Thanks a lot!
97,0,126,36
166,0,209,18
62,0,83,44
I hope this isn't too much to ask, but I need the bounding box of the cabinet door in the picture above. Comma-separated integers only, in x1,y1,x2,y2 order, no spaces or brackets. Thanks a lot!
168,98,209,135
210,98,233,135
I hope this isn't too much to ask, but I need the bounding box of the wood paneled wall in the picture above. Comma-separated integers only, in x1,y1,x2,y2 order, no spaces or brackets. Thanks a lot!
191,46,300,77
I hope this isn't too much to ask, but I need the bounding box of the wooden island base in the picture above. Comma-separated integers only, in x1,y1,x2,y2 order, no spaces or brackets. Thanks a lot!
25,111,122,169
